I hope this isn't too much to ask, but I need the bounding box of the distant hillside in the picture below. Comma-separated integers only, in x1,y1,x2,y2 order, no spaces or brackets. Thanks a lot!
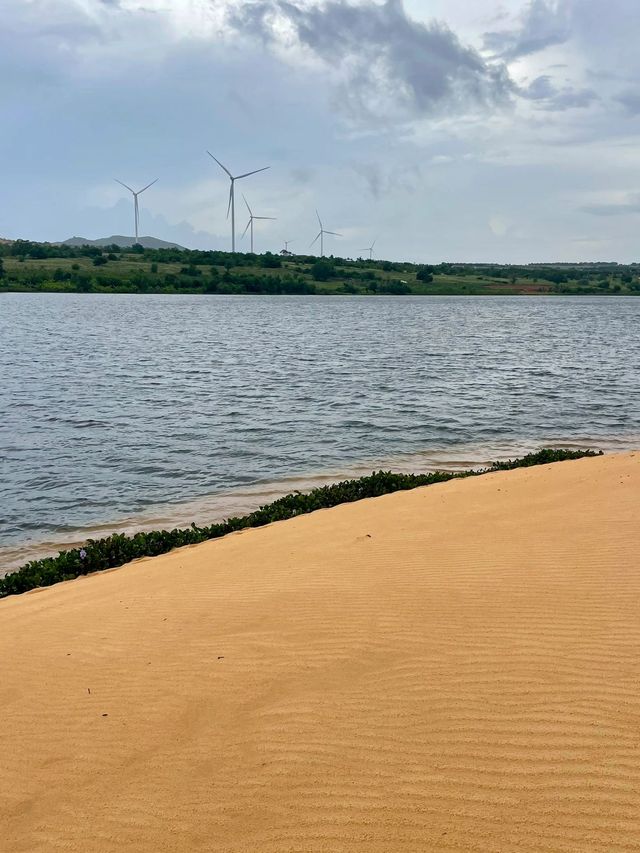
62,235,185,250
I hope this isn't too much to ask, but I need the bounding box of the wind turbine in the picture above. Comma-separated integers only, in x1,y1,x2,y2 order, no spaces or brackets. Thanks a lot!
284,240,294,253
114,178,158,245
241,195,276,254
207,152,269,252
309,210,341,257
363,239,377,261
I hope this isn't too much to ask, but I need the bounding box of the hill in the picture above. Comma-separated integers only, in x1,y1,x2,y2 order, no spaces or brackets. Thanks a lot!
62,235,185,250
1,239,639,296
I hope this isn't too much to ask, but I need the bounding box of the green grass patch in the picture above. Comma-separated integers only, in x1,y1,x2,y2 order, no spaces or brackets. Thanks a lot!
0,448,601,598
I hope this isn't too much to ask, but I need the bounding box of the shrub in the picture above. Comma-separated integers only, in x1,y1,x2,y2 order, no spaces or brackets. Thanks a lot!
0,449,601,598
311,260,334,281
416,266,434,283
379,281,411,295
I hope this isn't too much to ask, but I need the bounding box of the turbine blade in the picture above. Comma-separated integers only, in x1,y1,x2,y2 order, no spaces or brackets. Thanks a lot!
309,232,321,248
241,220,251,239
324,231,341,237
114,178,134,193
226,184,233,219
253,216,276,220
316,209,323,229
207,152,232,178
236,166,270,180
242,194,252,217
138,178,159,194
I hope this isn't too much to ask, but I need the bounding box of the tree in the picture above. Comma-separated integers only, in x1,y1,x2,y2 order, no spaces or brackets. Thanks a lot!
311,260,334,281
416,265,434,283
93,255,108,266
380,281,411,295
261,253,281,268
0,258,4,279
74,274,93,292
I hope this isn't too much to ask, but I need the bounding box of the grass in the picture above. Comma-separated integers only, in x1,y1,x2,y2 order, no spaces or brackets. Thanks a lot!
2,242,640,296
0,448,601,598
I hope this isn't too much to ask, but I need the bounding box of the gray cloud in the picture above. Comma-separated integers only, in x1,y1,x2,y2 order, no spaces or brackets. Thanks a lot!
228,0,513,121
521,74,597,111
583,196,640,217
484,0,570,60
523,74,557,100
615,90,640,114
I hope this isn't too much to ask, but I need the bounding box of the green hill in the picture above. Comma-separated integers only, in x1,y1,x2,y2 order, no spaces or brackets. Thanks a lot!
0,239,638,297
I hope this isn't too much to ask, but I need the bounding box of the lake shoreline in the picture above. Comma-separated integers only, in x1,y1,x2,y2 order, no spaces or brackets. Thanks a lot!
3,294,639,570
3,436,638,579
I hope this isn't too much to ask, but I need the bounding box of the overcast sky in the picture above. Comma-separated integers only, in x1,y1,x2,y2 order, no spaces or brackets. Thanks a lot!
2,0,640,262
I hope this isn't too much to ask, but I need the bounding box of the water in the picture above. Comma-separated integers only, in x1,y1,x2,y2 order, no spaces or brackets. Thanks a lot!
1,293,639,572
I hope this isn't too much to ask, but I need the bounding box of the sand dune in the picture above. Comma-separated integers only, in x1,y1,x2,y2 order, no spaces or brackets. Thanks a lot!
1,452,639,852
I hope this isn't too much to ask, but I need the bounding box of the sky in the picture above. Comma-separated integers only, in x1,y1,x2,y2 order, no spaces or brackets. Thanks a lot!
2,0,640,263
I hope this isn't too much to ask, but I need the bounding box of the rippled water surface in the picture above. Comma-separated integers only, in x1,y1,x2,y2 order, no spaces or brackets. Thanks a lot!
1,293,639,569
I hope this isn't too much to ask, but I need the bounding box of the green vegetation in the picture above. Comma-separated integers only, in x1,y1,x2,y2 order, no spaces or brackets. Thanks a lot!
1,239,639,295
0,448,601,598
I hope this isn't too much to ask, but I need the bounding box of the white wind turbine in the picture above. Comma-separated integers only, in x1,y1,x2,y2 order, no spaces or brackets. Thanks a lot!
309,210,341,257
207,152,269,252
114,178,159,245
363,239,377,261
241,195,276,254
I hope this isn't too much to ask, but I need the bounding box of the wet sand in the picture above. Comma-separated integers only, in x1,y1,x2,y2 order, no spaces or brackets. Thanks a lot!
1,452,639,852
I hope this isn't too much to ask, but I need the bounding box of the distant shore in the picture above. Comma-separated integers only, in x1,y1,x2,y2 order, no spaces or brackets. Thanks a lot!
3,240,640,296
1,451,639,852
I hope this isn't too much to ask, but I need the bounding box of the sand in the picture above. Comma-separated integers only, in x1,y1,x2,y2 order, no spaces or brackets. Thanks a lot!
1,453,639,853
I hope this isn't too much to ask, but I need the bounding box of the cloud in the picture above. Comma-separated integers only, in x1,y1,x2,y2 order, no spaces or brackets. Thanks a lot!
615,90,640,115
521,74,597,111
483,0,571,60
582,195,640,217
227,0,514,121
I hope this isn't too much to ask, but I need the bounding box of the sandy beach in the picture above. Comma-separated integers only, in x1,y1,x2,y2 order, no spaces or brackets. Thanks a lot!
1,451,639,852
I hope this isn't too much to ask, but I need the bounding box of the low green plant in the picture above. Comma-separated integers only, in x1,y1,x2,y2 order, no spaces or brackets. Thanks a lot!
0,449,601,598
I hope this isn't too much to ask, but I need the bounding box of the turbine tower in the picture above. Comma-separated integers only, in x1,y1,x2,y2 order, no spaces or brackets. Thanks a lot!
364,239,377,261
284,240,294,253
114,178,158,245
241,195,276,254
310,210,341,257
207,152,269,252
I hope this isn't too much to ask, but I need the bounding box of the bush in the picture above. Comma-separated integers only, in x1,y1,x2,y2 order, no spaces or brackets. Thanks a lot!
311,260,334,281
380,281,411,295
0,449,600,598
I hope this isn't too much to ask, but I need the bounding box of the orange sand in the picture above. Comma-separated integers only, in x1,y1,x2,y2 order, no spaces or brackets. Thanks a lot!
1,452,639,852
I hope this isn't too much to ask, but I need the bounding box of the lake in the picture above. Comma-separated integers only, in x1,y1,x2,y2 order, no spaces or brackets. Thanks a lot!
1,293,639,572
